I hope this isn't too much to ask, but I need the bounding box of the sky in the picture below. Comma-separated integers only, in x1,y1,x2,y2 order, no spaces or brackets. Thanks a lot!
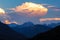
0,0,60,24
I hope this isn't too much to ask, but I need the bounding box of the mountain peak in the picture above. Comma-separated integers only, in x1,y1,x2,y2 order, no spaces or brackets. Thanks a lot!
22,22,34,27
8,23,19,27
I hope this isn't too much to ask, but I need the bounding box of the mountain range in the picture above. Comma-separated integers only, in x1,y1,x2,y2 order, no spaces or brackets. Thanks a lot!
8,22,51,38
0,21,60,40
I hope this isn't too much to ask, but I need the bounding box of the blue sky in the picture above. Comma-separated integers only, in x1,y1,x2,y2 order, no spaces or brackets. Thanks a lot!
0,0,60,8
0,0,60,24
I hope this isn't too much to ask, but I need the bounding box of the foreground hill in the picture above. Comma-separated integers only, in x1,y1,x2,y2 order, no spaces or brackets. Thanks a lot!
31,25,60,40
0,22,27,40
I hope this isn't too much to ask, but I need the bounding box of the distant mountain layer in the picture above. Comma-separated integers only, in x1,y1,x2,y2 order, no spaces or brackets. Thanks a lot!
8,22,51,38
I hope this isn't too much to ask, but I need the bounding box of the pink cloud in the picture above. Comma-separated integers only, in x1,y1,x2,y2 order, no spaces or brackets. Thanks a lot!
9,2,48,17
40,18,60,22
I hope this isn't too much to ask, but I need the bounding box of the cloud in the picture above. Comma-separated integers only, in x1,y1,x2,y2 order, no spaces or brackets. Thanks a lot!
0,8,19,24
0,8,14,24
0,8,5,14
47,6,55,8
40,18,60,22
41,4,60,11
0,8,11,19
4,20,18,24
4,20,11,24
47,5,60,11
52,8,60,11
10,2,48,17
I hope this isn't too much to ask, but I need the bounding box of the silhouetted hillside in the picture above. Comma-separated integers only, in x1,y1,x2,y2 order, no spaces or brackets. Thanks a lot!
0,22,27,40
31,25,60,40
47,22,60,28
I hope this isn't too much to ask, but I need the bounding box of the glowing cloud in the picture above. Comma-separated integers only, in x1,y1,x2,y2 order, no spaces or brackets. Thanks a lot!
11,21,18,24
10,2,48,17
4,20,18,24
4,20,11,24
0,8,5,15
40,18,60,22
